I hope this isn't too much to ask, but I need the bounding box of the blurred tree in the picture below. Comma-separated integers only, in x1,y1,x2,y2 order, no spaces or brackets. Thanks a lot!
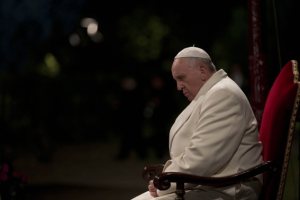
1,0,296,163
0,0,86,163
0,0,85,71
118,8,170,62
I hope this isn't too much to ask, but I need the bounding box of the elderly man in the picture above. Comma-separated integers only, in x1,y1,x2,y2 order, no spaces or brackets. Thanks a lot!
132,47,263,200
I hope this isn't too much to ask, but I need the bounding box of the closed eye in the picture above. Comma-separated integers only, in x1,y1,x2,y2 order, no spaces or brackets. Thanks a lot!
176,75,185,81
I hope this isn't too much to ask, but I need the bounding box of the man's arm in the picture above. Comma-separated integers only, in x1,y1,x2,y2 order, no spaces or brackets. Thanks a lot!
158,89,245,196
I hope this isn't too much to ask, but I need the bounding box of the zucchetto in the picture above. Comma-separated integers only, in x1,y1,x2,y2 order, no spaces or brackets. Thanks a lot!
175,46,211,60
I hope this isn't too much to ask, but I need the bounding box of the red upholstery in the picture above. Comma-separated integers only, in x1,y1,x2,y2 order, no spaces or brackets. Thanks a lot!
259,60,299,200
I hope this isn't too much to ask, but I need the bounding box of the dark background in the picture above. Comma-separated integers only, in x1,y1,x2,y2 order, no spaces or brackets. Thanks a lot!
0,0,299,199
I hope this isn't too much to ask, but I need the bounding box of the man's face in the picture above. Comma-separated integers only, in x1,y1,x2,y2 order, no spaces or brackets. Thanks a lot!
172,58,204,101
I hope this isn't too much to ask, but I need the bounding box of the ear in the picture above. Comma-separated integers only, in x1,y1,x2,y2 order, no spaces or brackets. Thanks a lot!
198,65,207,81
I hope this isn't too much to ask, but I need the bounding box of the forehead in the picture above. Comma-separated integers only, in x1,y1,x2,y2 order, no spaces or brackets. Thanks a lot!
172,58,189,76
172,58,186,71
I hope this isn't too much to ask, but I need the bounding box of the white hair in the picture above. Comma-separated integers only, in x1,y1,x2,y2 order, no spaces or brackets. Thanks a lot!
186,57,216,72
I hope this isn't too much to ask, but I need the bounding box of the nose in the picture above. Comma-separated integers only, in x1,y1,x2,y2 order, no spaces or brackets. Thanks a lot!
177,82,183,90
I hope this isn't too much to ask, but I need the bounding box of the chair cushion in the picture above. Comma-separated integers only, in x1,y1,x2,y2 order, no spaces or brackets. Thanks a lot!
259,60,299,200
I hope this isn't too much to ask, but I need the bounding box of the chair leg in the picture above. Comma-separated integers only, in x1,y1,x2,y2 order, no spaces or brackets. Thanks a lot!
175,182,185,200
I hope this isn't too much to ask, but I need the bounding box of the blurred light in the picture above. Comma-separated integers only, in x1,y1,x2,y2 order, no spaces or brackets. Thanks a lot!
80,18,97,28
90,32,103,43
37,53,60,78
45,53,60,73
151,76,164,90
121,77,137,91
80,17,103,42
143,107,153,118
87,23,98,35
69,33,80,46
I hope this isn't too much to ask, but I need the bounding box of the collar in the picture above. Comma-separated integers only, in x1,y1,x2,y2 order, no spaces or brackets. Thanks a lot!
193,69,227,101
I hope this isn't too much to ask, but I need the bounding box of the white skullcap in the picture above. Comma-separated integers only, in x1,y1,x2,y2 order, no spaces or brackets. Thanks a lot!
175,46,211,60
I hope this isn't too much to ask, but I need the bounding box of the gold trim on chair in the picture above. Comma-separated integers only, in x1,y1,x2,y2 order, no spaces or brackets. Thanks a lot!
293,60,299,83
276,60,299,200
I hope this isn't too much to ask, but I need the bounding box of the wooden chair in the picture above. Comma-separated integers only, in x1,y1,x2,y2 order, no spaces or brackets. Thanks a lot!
142,60,299,200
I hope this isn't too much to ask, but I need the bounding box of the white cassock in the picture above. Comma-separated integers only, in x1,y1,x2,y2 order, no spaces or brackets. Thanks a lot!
132,69,263,200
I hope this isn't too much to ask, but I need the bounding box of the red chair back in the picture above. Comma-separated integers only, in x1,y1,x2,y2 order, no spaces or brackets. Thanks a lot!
259,60,299,200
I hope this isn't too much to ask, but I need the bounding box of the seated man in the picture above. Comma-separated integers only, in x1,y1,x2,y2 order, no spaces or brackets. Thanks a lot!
132,47,263,200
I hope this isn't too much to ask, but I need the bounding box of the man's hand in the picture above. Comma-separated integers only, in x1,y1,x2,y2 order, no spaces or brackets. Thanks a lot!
148,180,158,197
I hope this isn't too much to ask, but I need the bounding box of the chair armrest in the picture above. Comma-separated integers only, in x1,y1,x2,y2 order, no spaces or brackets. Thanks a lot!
153,161,278,190
142,164,164,182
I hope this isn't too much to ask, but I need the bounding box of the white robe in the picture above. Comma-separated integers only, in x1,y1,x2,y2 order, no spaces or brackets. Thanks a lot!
133,69,263,200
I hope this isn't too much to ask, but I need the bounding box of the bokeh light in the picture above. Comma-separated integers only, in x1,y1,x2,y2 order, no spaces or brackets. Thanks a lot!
121,77,137,91
69,33,80,46
37,53,60,78
80,18,97,28
87,23,98,36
